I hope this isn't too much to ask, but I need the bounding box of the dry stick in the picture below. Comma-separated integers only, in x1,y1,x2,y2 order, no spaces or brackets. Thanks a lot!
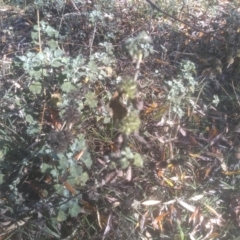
189,81,207,120
36,8,45,134
61,225,81,240
121,52,144,150
69,0,81,14
133,52,143,82
145,0,239,47
89,23,97,57
57,4,66,39
231,79,240,108
37,9,42,53
39,100,46,134
219,81,233,101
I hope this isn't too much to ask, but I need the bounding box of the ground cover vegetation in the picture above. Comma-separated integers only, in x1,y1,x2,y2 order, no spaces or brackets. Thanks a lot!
1,0,240,239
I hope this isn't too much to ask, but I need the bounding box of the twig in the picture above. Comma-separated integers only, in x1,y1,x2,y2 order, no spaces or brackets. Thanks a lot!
36,9,42,52
69,0,81,14
89,23,97,56
61,225,81,240
189,81,207,120
133,52,143,82
231,79,240,108
145,0,239,47
39,101,46,134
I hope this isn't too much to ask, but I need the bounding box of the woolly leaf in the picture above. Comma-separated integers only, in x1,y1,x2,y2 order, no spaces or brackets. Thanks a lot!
54,49,64,57
59,155,68,169
70,165,83,177
54,184,64,194
57,210,67,222
120,157,129,169
61,82,77,93
45,25,58,38
41,163,52,173
29,70,44,80
51,59,63,68
25,114,34,123
50,169,58,177
87,60,98,72
75,172,89,186
47,39,58,50
80,172,89,184
133,153,143,167
81,151,92,169
71,134,86,151
85,92,98,108
27,123,40,136
35,52,45,61
29,82,42,94
69,203,81,217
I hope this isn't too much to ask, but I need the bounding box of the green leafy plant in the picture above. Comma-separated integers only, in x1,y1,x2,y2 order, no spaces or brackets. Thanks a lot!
2,0,240,239
166,60,197,118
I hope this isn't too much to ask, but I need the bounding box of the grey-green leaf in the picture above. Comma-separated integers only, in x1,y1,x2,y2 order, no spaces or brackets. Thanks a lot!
47,39,58,50
69,204,81,217
27,123,40,136
25,114,34,123
41,163,52,173
75,172,89,186
85,92,98,108
29,82,42,94
57,210,67,222
133,153,143,167
61,82,77,93
51,59,63,68
81,151,92,169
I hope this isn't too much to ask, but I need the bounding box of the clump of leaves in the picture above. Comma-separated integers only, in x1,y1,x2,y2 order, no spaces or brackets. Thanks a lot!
166,60,197,118
119,112,141,135
107,31,153,170
119,78,137,100
0,8,95,240
4,0,240,239
123,31,152,61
